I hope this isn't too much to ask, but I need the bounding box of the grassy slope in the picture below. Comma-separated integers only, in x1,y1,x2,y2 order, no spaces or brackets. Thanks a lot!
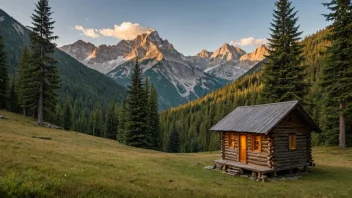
0,111,352,198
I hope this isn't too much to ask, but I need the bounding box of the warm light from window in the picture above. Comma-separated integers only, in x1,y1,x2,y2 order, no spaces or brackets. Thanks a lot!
289,134,296,150
252,135,261,152
229,133,235,148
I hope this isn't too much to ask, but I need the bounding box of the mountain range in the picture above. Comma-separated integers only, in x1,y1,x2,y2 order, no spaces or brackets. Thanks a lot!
60,30,268,109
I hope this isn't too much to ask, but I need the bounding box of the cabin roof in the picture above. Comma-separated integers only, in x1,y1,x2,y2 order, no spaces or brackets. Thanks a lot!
210,100,321,134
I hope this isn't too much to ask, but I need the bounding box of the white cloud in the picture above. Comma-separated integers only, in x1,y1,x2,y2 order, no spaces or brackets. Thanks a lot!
230,37,267,47
99,22,149,40
75,25,100,38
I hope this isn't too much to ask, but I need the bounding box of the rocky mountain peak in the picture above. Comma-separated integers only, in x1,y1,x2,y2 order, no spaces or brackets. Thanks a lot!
240,44,269,62
211,43,246,61
196,49,212,58
60,40,96,61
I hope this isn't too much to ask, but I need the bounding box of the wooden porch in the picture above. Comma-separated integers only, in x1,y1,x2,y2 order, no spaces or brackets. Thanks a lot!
215,159,274,174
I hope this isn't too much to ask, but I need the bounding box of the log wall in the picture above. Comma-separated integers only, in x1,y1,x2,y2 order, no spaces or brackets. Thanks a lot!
270,110,312,170
222,132,239,161
222,132,269,167
247,135,269,167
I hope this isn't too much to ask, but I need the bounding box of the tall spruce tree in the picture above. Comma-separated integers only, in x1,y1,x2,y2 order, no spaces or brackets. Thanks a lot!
0,35,8,109
117,100,127,143
149,84,161,150
62,97,73,130
72,99,81,131
125,59,151,148
23,56,40,118
104,101,118,139
262,0,308,103
89,102,104,137
28,0,60,124
6,76,19,113
167,127,180,153
322,0,352,148
16,46,32,116
54,103,62,127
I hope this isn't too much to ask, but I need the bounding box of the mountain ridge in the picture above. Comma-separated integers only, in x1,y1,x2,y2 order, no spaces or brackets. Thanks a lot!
60,27,268,110
61,29,229,110
0,8,126,110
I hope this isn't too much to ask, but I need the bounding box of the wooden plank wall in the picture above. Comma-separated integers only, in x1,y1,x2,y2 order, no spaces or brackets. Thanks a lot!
271,110,312,169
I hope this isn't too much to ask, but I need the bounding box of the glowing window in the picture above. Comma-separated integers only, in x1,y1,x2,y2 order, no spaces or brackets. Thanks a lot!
252,135,262,152
289,134,296,150
228,133,235,148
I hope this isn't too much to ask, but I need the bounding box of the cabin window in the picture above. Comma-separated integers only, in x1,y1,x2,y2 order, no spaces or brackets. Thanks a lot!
228,133,235,148
289,134,296,150
252,135,262,152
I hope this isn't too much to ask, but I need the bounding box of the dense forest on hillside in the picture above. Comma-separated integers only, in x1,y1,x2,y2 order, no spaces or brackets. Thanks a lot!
160,28,352,152
160,72,262,152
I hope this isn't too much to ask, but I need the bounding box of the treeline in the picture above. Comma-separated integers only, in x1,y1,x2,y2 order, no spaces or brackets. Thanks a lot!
1,33,162,149
160,0,352,152
160,73,262,152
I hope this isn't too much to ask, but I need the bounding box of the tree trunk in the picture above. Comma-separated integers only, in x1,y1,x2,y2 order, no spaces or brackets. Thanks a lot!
37,37,44,125
37,73,44,125
339,102,346,148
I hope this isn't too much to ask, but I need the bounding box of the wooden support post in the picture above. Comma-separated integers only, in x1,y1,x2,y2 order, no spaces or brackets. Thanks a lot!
289,169,293,176
252,171,257,178
258,172,262,179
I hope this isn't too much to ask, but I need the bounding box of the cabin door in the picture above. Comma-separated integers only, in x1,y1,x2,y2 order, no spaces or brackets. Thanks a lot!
239,135,247,163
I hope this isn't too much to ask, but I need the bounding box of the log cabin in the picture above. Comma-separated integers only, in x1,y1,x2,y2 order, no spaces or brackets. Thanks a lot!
210,100,321,177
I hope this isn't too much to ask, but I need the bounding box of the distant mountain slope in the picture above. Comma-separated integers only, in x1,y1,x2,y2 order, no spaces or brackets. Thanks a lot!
0,9,125,108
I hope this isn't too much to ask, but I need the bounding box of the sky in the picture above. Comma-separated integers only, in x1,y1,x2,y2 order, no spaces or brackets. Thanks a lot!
1,0,331,55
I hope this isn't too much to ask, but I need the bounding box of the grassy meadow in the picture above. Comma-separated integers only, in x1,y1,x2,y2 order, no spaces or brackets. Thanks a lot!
0,110,352,198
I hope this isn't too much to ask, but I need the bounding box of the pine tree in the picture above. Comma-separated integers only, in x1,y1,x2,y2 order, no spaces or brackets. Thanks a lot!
262,0,308,103
6,76,19,113
16,46,32,116
89,102,104,137
117,100,127,143
0,35,8,109
28,0,60,124
125,59,151,148
104,101,118,139
23,56,39,118
149,84,161,150
167,127,180,153
54,103,62,127
322,0,352,148
62,97,72,130
72,99,81,131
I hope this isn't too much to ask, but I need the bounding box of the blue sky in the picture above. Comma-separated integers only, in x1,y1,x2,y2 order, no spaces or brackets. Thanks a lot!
1,0,330,55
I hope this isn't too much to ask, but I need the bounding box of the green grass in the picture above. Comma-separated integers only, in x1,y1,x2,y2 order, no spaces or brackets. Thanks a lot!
1,110,352,198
